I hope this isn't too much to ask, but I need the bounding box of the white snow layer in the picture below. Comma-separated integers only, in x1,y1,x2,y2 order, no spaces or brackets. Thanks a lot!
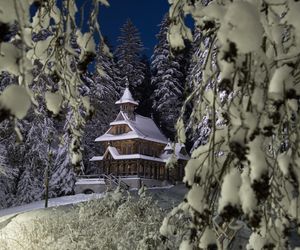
247,136,268,182
218,1,263,54
115,87,139,105
90,146,165,162
45,91,63,115
187,184,206,213
199,228,217,249
0,193,104,218
269,65,293,97
239,168,257,216
218,168,241,213
96,111,168,144
0,85,31,119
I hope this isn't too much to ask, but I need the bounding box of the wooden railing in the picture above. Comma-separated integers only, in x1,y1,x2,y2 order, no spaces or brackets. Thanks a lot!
104,173,130,190
76,174,130,190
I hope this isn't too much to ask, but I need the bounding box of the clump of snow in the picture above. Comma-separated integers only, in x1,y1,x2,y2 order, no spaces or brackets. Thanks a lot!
288,198,300,220
32,36,53,62
201,2,226,21
239,168,257,216
277,151,291,176
247,232,268,250
179,240,193,250
160,217,176,236
219,60,234,80
199,228,217,249
0,43,21,75
218,168,241,213
76,31,96,55
184,158,201,186
218,1,263,53
269,65,293,97
176,118,186,143
0,1,30,24
287,99,298,112
97,0,110,7
101,41,112,57
168,24,186,50
45,91,63,115
247,136,268,182
252,86,265,112
0,85,31,119
187,184,206,213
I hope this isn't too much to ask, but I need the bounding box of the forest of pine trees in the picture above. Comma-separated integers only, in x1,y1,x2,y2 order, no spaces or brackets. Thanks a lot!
0,15,195,208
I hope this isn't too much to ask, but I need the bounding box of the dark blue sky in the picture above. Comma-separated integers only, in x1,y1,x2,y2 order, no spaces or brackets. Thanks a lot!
99,0,169,57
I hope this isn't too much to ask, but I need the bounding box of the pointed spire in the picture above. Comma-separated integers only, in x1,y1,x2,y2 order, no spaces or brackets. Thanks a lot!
115,79,138,106
164,138,173,152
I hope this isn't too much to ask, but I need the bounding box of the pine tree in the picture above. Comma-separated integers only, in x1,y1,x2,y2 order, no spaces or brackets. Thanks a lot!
115,19,145,93
135,55,154,116
184,28,213,151
15,114,55,205
49,132,76,198
0,141,13,208
82,41,120,172
0,73,22,208
151,15,186,139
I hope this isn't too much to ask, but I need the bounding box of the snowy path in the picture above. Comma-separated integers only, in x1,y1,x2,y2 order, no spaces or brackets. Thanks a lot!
0,193,104,219
0,186,175,219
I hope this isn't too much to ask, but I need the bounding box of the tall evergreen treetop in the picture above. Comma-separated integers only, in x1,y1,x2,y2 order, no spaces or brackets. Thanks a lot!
115,19,145,89
151,15,187,139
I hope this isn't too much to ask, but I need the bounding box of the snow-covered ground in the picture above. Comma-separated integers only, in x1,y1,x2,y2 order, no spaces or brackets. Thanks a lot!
0,185,175,219
0,193,104,219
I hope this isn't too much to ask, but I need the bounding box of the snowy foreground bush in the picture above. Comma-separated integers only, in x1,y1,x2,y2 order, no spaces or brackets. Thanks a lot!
0,190,186,250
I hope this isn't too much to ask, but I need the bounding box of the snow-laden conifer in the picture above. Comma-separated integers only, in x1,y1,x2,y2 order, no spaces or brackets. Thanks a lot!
115,19,145,90
49,133,76,198
151,15,186,139
82,41,120,171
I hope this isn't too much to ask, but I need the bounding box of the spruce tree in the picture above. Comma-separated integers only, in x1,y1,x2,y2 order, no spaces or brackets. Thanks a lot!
0,141,15,208
115,19,145,95
135,55,154,117
15,114,55,205
82,41,120,172
49,132,76,198
151,15,186,139
184,28,213,151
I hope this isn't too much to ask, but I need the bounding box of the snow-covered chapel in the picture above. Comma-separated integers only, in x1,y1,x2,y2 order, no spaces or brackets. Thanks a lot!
90,84,189,183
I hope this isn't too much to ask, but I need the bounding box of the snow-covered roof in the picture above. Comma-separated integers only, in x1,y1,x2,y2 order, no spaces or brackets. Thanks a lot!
164,141,173,151
96,111,168,144
161,143,190,161
90,144,189,163
115,87,139,106
90,146,165,163
90,156,104,161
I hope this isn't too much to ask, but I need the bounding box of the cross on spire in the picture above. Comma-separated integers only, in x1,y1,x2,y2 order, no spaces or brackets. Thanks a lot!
125,77,129,88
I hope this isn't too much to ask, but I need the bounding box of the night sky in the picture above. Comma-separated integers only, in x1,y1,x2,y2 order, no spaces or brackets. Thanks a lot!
99,0,170,57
